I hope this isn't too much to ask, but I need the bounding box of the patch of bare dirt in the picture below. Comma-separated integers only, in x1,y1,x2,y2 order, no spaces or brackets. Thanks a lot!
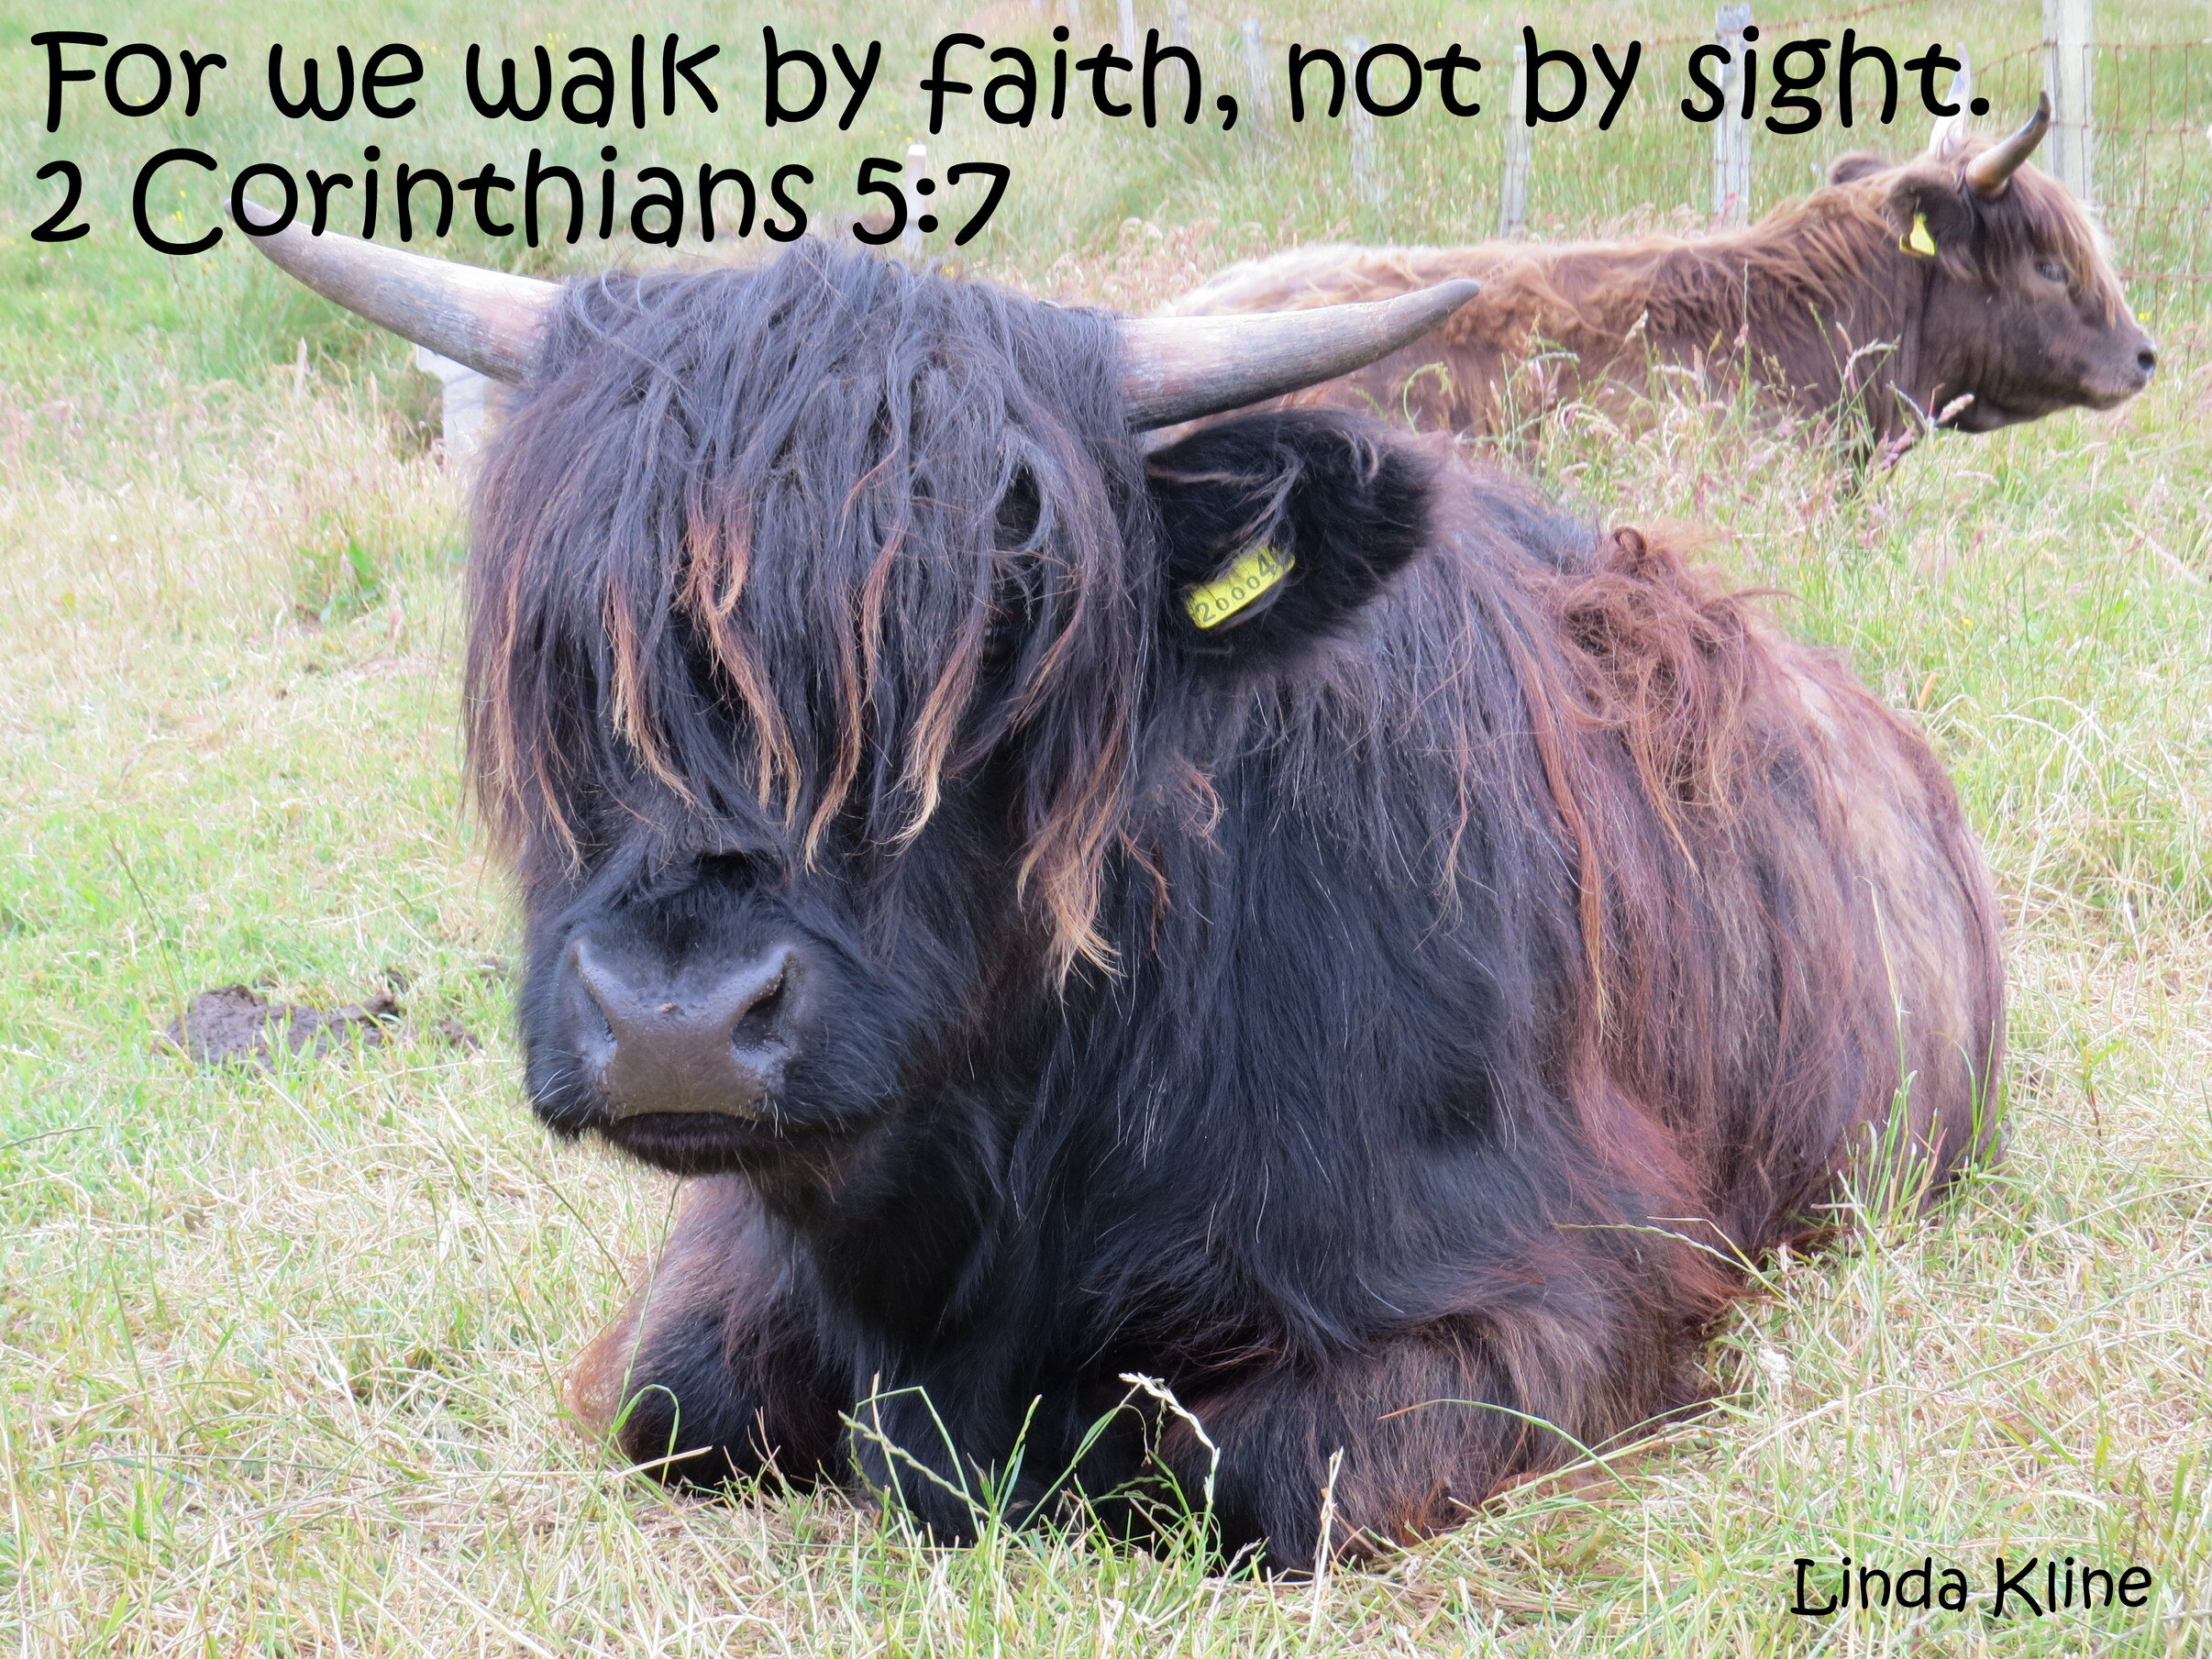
156,984,401,1067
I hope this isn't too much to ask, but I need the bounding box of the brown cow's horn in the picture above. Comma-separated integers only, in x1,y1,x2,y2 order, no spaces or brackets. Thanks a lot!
237,200,1479,421
1926,56,1974,156
1117,281,1482,428
235,198,557,383
1963,94,2052,198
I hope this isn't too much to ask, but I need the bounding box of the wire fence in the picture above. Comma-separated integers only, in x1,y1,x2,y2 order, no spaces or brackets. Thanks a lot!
1051,0,2212,307
2012,38,2210,291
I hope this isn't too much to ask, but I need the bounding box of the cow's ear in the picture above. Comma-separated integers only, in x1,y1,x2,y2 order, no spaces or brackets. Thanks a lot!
1826,151,1890,186
1880,172,1977,265
1145,412,1432,673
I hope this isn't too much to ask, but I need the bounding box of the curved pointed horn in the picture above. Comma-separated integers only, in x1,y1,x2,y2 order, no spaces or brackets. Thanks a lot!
235,198,557,382
1118,280,1482,429
1963,93,2052,198
1927,53,1974,156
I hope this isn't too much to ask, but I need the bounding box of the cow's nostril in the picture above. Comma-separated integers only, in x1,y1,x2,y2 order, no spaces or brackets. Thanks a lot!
574,965,619,1053
2138,348,2157,377
733,973,787,1049
570,940,802,1120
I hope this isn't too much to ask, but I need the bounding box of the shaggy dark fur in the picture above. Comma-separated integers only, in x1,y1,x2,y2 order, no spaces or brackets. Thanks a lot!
1163,137,2155,449
470,240,2004,1572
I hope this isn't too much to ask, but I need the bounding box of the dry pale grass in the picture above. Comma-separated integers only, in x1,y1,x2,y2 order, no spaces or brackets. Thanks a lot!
3,317,2207,1655
4,70,2211,1643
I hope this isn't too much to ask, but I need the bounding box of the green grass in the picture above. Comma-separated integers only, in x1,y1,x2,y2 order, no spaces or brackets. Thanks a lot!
3,1,2210,1653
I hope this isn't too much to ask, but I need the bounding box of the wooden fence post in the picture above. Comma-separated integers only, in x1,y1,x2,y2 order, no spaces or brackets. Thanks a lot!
415,347,494,463
1241,19,1272,124
1167,0,1190,50
1118,0,1137,49
1345,37,1383,207
1712,4,1753,227
1499,39,1531,237
2043,0,2096,211
902,142,926,264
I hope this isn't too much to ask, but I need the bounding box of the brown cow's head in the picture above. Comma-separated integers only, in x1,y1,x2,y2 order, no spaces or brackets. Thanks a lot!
1826,99,2155,433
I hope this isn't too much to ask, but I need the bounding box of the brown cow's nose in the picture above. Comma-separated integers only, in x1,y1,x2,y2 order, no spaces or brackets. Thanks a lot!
2138,346,2157,378
572,940,798,1120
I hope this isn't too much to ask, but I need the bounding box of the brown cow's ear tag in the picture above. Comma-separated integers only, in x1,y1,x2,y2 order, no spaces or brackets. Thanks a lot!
1184,544,1292,629
1901,213,1939,258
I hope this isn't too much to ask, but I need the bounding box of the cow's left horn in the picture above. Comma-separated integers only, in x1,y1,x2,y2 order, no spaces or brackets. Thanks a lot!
1117,281,1481,429
1963,94,2052,198
1926,56,1974,157
235,199,557,382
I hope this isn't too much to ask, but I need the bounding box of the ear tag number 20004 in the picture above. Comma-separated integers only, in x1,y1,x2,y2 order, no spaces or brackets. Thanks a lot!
1184,545,1293,630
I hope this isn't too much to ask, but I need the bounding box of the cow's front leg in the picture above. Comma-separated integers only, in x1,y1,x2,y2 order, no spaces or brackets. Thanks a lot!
566,1176,847,1489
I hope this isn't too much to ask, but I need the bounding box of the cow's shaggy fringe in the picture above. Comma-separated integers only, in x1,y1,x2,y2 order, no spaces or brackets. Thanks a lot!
469,239,1154,970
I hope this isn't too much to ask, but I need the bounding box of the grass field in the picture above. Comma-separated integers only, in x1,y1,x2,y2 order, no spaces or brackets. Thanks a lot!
3,2,2209,1653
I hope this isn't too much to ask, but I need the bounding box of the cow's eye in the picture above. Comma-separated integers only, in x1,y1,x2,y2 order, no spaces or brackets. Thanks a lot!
2034,257,2069,286
979,613,1021,673
979,565,1037,675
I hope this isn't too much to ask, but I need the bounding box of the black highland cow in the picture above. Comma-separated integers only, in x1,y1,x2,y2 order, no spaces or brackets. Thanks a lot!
247,227,2003,1572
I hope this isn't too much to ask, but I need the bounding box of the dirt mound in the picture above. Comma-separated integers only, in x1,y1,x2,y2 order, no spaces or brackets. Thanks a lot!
158,984,401,1068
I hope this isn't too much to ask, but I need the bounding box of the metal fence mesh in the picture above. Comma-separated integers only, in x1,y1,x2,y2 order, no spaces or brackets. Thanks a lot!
1133,0,2208,313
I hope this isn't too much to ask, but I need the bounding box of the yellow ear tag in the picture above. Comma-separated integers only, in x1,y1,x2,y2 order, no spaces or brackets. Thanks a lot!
1901,213,1939,258
1184,544,1291,629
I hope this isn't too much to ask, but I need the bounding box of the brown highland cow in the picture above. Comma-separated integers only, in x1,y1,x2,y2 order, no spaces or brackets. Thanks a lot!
1165,99,2153,455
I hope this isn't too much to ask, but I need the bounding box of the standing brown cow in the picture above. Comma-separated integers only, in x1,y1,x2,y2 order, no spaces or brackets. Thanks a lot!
1165,100,2154,455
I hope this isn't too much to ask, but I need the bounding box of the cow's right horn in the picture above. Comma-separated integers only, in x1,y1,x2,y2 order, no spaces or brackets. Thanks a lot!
1116,282,1481,429
236,199,557,383
1963,94,2052,197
